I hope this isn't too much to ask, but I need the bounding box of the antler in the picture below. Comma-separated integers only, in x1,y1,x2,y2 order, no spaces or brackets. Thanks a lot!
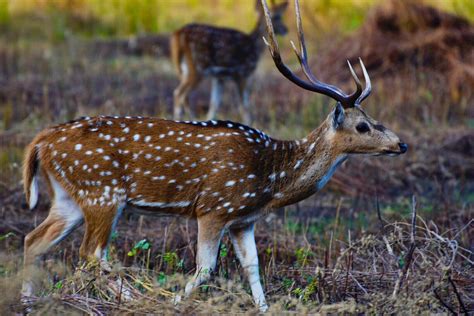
355,58,371,105
262,0,371,108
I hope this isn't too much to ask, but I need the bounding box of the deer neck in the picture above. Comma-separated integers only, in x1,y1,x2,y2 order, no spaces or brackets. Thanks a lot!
266,119,347,208
250,13,269,55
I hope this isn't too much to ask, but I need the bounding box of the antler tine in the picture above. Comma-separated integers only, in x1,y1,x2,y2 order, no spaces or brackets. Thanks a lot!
289,0,306,66
356,58,372,105
347,60,363,106
291,0,319,85
343,59,363,106
347,60,361,87
262,0,281,61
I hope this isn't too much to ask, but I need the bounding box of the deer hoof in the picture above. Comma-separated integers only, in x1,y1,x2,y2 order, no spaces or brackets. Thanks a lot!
172,294,182,305
258,303,269,313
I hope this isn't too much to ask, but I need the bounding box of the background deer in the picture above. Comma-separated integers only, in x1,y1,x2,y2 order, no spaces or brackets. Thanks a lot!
21,0,407,311
170,0,288,124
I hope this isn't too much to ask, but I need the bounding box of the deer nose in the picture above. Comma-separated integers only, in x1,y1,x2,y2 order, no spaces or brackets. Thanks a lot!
398,142,408,154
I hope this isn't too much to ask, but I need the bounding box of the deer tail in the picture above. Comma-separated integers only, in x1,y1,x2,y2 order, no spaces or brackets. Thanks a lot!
23,141,40,210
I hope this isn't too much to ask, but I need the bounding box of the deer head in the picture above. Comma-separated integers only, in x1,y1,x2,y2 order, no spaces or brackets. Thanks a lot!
257,0,288,36
262,0,408,157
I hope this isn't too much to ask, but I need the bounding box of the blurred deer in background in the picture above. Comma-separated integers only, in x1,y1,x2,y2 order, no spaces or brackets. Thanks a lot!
170,0,288,124
21,0,407,312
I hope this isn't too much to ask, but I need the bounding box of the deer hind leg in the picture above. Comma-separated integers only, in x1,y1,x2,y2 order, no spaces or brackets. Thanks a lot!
229,223,268,312
22,175,83,297
236,77,252,125
80,204,133,301
79,204,124,262
206,77,224,120
184,217,224,297
173,60,200,120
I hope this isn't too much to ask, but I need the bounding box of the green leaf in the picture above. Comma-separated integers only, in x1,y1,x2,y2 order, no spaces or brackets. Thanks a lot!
398,254,405,268
0,232,15,241
157,272,167,286
219,244,228,258
54,280,63,290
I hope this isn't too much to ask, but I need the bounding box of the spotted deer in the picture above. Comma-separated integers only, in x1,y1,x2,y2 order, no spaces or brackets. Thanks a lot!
171,0,288,124
21,0,407,311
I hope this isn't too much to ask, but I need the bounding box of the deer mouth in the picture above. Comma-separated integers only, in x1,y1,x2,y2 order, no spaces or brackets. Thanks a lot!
381,143,408,156
382,150,404,156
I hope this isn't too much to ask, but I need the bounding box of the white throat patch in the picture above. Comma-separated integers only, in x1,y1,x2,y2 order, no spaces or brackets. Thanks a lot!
316,155,348,190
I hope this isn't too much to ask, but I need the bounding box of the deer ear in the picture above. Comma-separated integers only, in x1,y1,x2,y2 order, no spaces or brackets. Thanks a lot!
333,102,345,129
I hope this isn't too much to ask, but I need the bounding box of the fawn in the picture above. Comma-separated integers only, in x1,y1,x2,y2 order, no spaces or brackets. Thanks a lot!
170,0,288,124
21,0,407,311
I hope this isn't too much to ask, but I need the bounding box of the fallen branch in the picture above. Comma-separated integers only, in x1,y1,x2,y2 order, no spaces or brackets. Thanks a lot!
448,276,468,314
433,287,456,314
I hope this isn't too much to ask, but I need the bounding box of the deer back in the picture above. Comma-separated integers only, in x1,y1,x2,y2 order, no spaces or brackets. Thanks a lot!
31,116,291,220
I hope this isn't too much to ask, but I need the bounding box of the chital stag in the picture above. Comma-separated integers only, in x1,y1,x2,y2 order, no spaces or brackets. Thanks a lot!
171,0,288,124
21,0,407,311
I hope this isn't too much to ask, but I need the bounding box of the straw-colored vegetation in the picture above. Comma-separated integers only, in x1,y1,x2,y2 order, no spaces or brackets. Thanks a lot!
3,0,474,37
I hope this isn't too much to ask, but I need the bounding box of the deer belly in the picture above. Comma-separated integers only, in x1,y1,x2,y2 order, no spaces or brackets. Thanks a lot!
125,201,193,217
204,64,255,78
122,176,198,216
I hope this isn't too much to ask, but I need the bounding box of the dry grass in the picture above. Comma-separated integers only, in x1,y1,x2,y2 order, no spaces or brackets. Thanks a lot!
1,197,472,314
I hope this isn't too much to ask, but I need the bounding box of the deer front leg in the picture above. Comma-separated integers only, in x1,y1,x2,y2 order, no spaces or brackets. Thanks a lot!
229,223,268,312
184,218,224,297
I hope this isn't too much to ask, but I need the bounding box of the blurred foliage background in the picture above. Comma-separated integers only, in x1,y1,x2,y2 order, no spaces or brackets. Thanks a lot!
2,0,473,40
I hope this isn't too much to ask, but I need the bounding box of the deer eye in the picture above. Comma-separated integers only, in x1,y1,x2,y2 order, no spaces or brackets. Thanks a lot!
356,122,370,133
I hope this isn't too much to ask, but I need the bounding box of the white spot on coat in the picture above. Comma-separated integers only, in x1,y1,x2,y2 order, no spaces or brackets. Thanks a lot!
294,159,303,170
